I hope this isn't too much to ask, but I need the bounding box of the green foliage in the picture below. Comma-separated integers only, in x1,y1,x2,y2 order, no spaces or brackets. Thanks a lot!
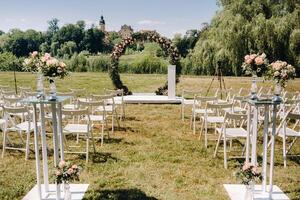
58,41,77,58
128,54,167,74
67,53,88,72
190,0,300,76
0,52,23,71
88,55,111,72
3,29,43,57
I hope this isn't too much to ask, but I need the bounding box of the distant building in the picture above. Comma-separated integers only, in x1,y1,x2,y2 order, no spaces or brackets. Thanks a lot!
99,15,105,32
119,25,133,38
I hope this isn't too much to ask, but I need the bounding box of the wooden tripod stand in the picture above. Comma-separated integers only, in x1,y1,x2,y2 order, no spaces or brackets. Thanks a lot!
205,65,227,99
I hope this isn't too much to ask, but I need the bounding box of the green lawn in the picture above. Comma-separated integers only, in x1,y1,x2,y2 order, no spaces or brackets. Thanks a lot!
0,72,300,200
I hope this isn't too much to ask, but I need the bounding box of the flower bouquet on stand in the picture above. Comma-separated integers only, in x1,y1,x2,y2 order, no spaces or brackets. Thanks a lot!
55,160,81,200
235,162,262,200
242,53,269,100
23,52,68,100
267,61,296,102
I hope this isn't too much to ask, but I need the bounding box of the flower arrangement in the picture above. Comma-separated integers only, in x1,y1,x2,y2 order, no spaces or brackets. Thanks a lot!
235,162,262,185
267,60,296,88
23,51,68,79
110,30,181,95
242,53,268,76
55,160,81,184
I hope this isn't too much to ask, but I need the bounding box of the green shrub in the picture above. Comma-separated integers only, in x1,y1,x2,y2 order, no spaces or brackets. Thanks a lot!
67,53,88,72
130,54,168,74
88,55,110,72
0,52,23,71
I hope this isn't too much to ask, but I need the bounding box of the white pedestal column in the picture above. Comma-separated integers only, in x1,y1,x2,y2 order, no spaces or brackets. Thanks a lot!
168,65,176,99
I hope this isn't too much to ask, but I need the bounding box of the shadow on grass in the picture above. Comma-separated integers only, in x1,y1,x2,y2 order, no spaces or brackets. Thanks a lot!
283,188,300,200
90,152,118,164
104,138,123,144
84,188,158,200
288,155,300,165
117,126,137,133
125,116,140,121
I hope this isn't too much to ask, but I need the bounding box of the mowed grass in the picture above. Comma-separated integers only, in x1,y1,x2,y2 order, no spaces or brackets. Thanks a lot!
0,72,300,200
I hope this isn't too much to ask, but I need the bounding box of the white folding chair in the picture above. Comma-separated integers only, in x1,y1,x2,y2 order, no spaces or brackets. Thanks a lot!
200,102,233,148
105,88,126,120
78,99,109,146
269,103,300,167
62,108,95,163
92,94,120,133
181,89,202,121
1,106,36,160
213,112,248,169
191,96,218,134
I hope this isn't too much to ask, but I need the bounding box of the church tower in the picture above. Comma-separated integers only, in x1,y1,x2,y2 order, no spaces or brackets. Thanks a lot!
99,15,105,32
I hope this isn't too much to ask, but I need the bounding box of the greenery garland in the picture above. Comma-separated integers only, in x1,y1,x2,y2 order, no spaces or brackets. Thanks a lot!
110,30,181,95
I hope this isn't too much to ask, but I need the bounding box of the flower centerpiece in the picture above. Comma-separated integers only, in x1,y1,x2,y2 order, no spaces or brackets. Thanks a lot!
23,52,68,100
55,160,81,200
235,162,262,200
267,60,296,102
242,53,268,100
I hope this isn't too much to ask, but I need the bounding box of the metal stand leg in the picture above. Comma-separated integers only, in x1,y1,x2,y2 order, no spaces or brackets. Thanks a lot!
246,104,251,163
33,104,42,200
262,105,269,193
251,106,258,165
57,103,64,160
51,103,61,200
40,103,49,192
269,104,277,199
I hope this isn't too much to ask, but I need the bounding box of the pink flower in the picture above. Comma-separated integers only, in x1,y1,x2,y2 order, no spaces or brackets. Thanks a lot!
41,53,51,62
244,55,250,61
59,62,66,68
255,56,264,65
242,162,251,171
67,168,74,175
56,170,62,176
59,160,66,168
31,51,38,57
249,54,257,60
72,165,78,169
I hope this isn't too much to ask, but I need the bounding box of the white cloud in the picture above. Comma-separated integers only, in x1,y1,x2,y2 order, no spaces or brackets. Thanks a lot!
137,20,166,25
171,29,186,36
20,18,27,22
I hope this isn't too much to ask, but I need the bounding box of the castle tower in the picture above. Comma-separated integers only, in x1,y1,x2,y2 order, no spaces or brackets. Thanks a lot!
99,15,105,32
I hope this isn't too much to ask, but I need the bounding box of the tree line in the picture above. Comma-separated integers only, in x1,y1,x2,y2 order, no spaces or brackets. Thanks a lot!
0,0,299,76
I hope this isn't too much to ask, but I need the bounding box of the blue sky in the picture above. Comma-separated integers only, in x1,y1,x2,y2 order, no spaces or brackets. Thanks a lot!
0,0,219,38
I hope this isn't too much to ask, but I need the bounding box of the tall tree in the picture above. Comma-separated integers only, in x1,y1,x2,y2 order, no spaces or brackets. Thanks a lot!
190,0,300,76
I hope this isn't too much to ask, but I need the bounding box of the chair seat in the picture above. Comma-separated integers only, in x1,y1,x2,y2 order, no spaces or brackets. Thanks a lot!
216,127,248,137
63,104,77,110
64,124,89,133
202,116,224,123
183,99,195,105
96,105,116,112
86,115,105,122
193,108,214,114
13,121,37,132
223,107,246,113
270,127,300,137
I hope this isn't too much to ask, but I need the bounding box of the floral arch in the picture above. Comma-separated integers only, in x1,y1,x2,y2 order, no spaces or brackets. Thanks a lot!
110,31,181,95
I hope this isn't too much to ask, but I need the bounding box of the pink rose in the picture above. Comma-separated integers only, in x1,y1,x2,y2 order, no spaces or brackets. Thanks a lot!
244,55,250,61
56,170,62,176
245,58,253,64
60,62,66,68
249,54,257,60
67,168,74,175
72,165,78,169
242,162,251,171
255,56,264,65
31,51,38,57
59,160,66,168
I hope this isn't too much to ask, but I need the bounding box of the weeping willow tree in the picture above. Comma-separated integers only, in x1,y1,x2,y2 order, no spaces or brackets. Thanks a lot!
190,0,300,76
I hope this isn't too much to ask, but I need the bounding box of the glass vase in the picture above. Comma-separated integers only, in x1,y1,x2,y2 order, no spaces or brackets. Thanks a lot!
250,75,258,100
64,183,72,200
244,181,254,200
36,73,45,99
49,78,57,101
273,82,282,102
